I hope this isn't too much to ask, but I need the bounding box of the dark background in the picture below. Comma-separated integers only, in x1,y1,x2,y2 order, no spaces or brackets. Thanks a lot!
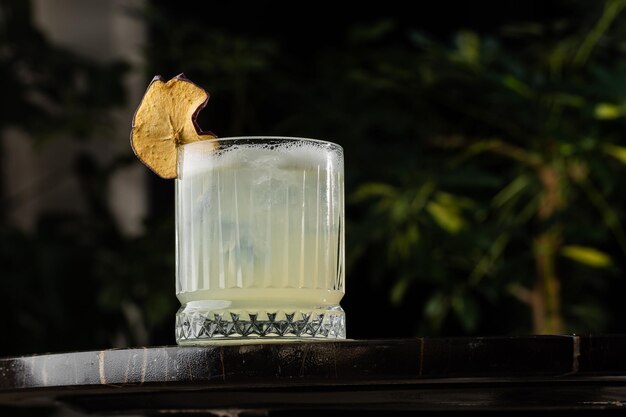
2,0,626,356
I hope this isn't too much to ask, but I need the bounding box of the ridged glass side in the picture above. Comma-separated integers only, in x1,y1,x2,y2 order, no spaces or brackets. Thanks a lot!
175,138,345,343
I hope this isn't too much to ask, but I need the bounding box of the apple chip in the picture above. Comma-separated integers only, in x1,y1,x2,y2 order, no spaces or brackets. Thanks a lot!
130,74,216,179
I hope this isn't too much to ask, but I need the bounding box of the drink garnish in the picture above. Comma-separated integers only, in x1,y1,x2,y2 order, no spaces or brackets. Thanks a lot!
130,74,216,179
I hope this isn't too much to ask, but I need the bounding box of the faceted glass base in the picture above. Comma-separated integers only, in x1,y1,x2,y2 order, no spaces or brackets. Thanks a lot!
176,305,346,344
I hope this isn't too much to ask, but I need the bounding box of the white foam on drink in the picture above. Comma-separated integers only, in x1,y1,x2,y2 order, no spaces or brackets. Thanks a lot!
180,139,342,178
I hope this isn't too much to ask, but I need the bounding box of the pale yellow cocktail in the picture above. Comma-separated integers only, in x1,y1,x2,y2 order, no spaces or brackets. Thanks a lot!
175,137,345,343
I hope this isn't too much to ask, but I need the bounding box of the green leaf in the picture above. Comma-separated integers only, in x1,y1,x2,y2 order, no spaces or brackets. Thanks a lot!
451,293,479,332
502,75,534,98
594,103,622,119
424,292,449,330
455,31,480,66
351,182,397,202
410,182,436,211
469,234,510,285
492,175,530,208
602,143,626,164
426,201,465,233
574,0,626,67
457,139,542,167
390,277,411,306
435,191,475,209
561,245,612,268
390,197,410,222
406,223,420,243
393,224,420,260
387,220,421,260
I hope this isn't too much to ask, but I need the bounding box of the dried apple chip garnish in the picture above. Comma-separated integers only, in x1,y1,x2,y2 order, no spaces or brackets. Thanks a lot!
130,74,216,179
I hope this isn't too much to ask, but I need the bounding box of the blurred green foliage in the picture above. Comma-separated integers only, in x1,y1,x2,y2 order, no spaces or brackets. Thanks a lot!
0,0,146,354
5,1,626,356
146,0,626,337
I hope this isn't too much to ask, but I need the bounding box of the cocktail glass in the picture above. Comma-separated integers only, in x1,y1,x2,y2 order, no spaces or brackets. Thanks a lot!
175,137,345,343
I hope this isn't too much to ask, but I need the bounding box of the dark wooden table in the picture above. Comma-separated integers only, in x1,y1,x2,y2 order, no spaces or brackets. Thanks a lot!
2,336,626,415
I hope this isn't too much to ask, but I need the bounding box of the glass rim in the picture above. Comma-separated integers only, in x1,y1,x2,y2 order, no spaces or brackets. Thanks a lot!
181,136,343,150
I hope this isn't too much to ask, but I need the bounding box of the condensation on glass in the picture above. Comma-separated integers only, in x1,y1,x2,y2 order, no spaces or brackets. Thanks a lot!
175,137,345,343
